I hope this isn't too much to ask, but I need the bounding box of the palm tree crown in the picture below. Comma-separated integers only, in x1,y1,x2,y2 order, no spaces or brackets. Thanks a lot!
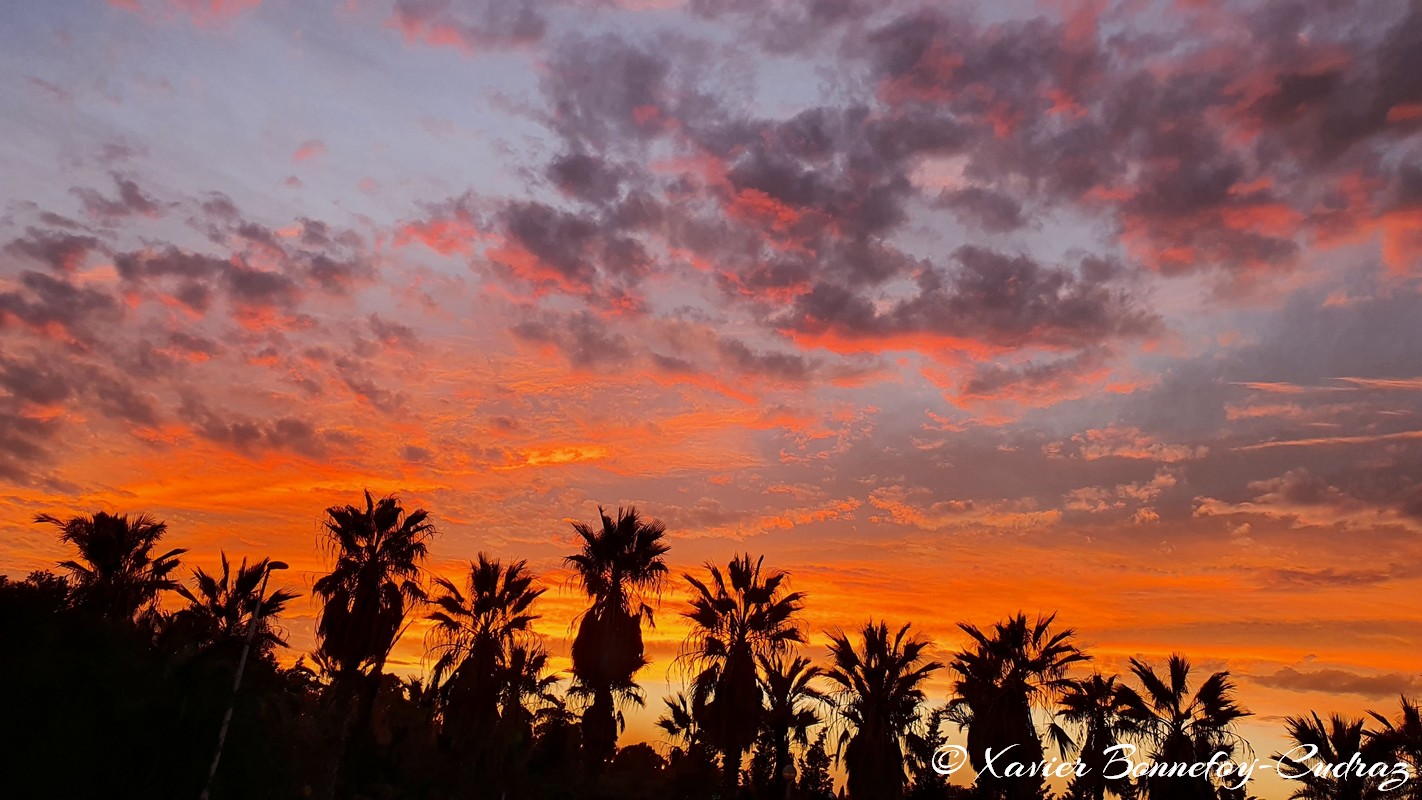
1366,697,1422,800
313,490,434,680
1275,712,1389,800
1119,654,1251,800
948,612,1088,800
36,510,186,620
1051,673,1145,800
426,553,546,726
823,620,942,800
172,552,299,651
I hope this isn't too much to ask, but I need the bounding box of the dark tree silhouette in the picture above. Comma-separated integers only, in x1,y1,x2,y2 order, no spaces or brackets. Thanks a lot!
35,511,185,621
948,612,1088,800
314,491,434,680
565,505,670,771
1051,673,1145,800
1274,712,1389,800
680,553,806,792
1118,654,1250,800
798,729,836,799
8,500,1403,800
426,553,550,796
657,691,706,754
428,554,545,717
313,490,434,799
823,620,942,800
171,552,299,652
759,651,825,797
1366,697,1422,800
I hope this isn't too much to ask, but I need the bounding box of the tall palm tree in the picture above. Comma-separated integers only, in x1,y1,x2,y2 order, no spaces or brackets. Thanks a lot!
313,491,434,682
1365,697,1422,800
947,612,1088,800
759,652,825,796
172,552,299,652
822,620,942,800
680,553,806,791
564,505,670,769
35,511,185,621
313,491,433,800
1275,712,1388,800
426,553,545,739
1118,655,1250,800
1052,674,1145,800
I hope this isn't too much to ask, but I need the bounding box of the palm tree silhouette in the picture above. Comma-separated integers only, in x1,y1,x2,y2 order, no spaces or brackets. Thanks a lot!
1051,673,1145,800
172,552,299,651
759,652,825,796
35,511,185,621
1365,697,1422,800
1118,654,1250,800
823,620,942,800
1274,712,1389,800
947,612,1088,800
680,553,806,792
426,553,546,737
657,691,705,754
314,491,434,681
564,505,670,770
313,490,434,799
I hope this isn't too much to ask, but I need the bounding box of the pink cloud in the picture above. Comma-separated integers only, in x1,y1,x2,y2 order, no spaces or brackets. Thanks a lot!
291,139,327,164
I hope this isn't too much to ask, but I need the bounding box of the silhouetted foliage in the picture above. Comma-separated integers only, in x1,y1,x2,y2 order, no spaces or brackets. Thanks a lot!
824,620,942,800
680,553,808,792
0,501,1399,800
1117,655,1251,800
565,505,669,772
948,613,1088,800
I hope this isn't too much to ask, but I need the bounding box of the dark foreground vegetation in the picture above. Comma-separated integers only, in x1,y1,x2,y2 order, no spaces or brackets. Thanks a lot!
1,494,1419,800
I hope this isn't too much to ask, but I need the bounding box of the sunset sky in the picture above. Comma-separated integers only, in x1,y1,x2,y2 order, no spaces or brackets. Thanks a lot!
2,0,1421,792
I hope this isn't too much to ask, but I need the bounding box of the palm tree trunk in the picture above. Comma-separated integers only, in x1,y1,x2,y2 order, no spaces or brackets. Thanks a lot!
722,746,741,797
584,687,617,775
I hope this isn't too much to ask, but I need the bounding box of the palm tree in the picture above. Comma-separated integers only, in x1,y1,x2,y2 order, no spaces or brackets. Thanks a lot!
313,491,435,681
564,505,670,770
1118,655,1250,800
426,553,546,740
35,511,185,621
759,652,825,796
1052,674,1145,800
657,691,705,754
680,553,806,791
1365,697,1422,800
172,552,299,652
1274,712,1388,800
822,620,942,800
947,612,1088,800
499,643,561,728
313,490,434,800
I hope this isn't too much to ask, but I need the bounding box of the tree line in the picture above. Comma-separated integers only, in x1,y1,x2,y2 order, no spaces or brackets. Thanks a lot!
0,493,1418,800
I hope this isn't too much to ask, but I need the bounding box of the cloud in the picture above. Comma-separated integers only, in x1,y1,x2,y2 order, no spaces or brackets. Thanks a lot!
1252,667,1422,699
781,247,1158,353
70,174,163,223
3,228,103,274
390,0,547,54
291,140,327,163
